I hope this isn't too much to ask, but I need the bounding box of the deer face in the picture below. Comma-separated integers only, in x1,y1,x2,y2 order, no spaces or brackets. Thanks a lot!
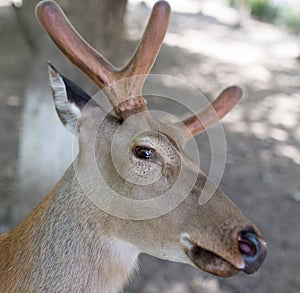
49,65,267,277
41,0,267,278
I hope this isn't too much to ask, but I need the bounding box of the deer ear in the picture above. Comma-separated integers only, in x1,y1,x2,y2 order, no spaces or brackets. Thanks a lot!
48,63,91,134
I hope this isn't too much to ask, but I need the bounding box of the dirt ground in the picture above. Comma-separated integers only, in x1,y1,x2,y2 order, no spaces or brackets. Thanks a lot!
0,1,300,292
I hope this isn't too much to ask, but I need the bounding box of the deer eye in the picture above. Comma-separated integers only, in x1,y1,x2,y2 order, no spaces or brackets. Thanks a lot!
134,146,156,160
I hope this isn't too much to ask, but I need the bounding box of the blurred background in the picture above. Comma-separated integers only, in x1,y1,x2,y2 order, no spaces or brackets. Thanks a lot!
0,0,299,292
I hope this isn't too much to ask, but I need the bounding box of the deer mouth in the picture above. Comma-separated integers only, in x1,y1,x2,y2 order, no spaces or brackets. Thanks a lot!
181,233,241,277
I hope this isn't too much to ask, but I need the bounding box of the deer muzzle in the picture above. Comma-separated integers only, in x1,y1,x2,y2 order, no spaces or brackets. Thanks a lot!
181,227,267,277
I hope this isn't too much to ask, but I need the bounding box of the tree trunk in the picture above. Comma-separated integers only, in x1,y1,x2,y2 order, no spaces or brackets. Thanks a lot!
11,0,127,225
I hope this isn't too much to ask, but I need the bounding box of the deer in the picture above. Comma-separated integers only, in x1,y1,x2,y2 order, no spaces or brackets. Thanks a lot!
0,1,267,292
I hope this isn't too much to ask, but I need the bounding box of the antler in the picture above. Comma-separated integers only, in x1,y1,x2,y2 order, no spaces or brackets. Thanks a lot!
35,0,171,119
177,86,242,142
36,0,241,138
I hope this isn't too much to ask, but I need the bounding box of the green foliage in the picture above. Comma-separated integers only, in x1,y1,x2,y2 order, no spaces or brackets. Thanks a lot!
226,0,300,33
250,0,278,23
276,7,300,34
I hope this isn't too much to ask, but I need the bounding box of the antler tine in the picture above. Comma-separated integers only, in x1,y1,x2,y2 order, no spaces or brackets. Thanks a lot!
113,0,171,118
121,1,171,79
36,1,116,90
177,86,242,142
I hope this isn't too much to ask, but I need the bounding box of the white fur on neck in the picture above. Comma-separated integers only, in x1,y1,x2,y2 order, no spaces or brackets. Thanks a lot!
101,237,140,293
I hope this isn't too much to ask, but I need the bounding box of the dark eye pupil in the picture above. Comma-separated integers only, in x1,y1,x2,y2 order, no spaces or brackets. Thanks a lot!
135,146,154,160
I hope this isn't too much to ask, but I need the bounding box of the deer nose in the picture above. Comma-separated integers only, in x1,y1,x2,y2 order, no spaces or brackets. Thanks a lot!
238,230,267,274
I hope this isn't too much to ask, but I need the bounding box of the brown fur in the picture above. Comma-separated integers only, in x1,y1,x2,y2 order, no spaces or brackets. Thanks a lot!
0,167,138,292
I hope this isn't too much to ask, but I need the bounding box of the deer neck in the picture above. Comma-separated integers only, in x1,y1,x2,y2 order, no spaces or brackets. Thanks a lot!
0,165,139,293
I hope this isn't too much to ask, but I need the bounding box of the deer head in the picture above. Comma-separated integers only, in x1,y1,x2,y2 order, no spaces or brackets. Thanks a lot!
36,0,267,277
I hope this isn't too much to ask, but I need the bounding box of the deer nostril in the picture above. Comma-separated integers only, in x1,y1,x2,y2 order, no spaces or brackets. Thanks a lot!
238,231,259,257
238,229,267,274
